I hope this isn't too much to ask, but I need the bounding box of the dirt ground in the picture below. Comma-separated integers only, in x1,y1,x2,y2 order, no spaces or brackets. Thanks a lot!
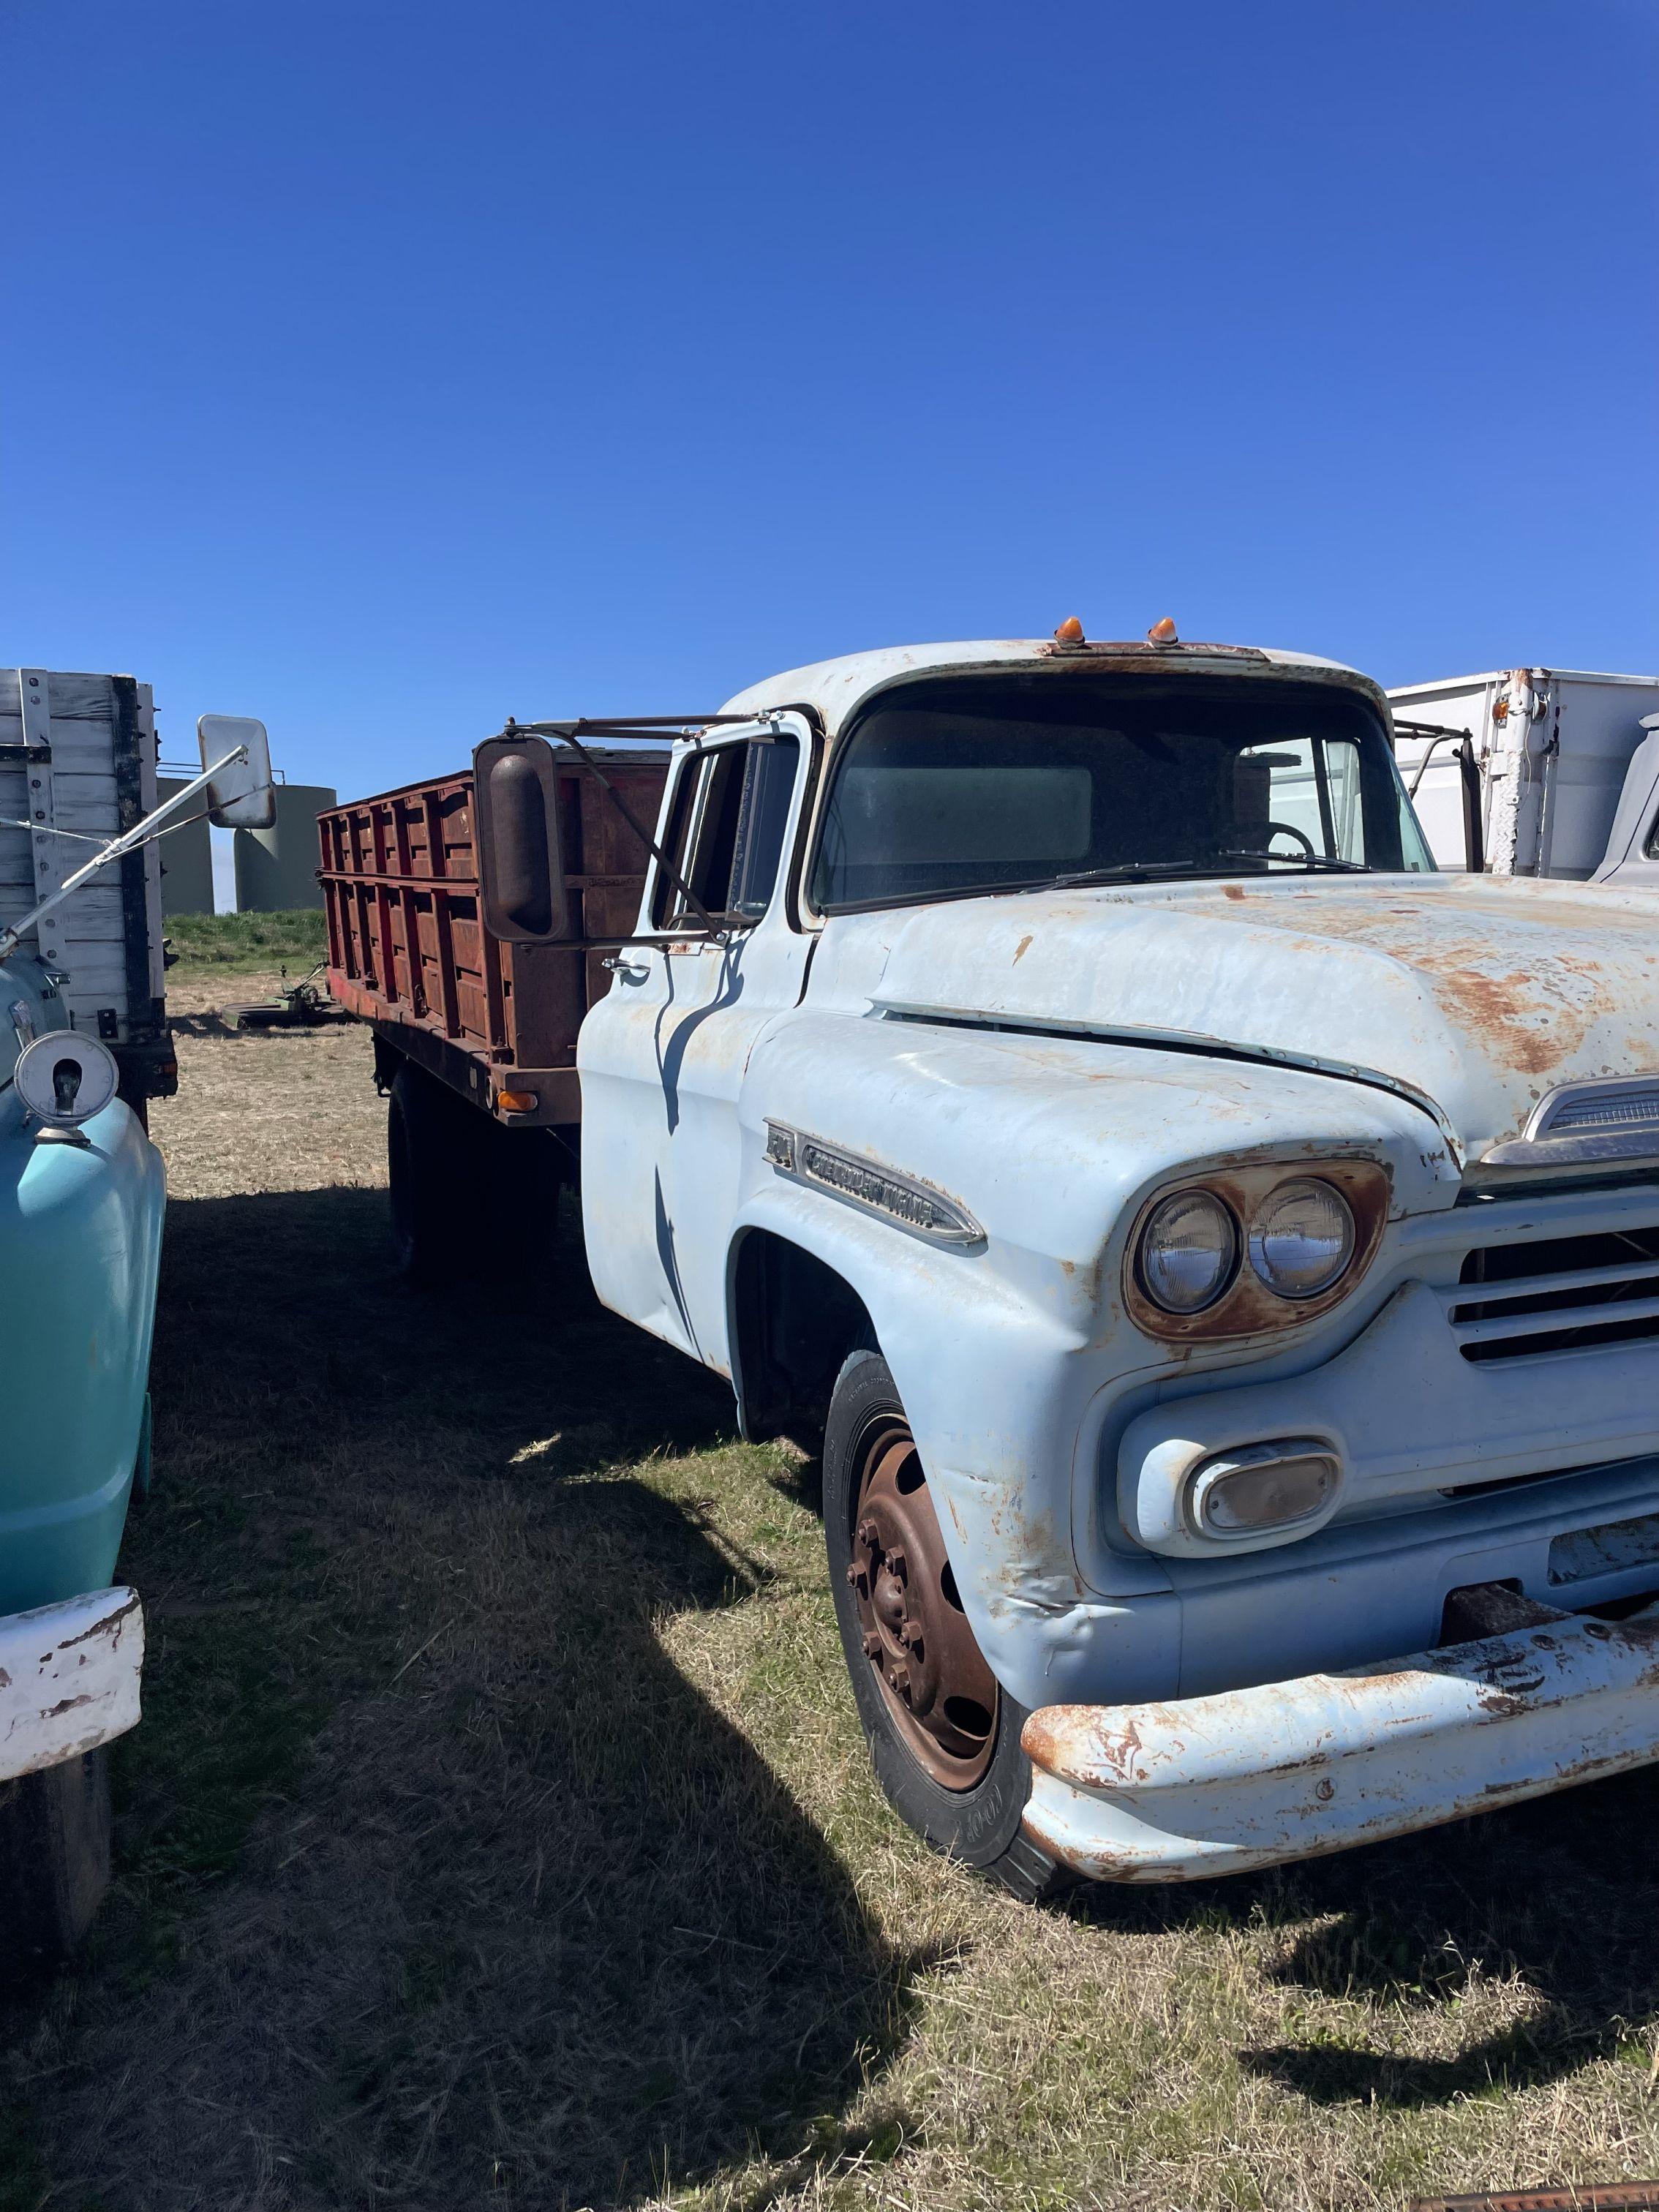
5,990,1659,2210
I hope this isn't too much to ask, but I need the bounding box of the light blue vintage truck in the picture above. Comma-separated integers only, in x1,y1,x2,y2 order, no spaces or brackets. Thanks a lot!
0,672,268,1960
346,627,1659,1900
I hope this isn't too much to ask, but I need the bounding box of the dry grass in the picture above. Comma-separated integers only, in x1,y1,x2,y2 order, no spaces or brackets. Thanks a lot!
4,997,1659,2209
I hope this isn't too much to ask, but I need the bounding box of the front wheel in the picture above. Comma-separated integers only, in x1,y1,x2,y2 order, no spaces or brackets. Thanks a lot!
823,1347,1070,1902
0,1750,112,1972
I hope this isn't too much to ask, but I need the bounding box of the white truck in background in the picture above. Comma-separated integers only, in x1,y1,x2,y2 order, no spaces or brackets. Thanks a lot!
1388,668,1659,884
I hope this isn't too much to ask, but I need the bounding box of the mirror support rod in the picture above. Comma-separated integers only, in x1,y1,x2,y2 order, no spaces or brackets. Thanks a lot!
501,718,729,941
1393,718,1485,875
1395,720,1475,800
0,745,248,963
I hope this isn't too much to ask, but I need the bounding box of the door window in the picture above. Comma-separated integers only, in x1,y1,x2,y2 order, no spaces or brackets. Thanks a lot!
653,734,800,927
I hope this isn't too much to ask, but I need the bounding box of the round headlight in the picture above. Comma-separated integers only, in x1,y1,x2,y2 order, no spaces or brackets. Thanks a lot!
1247,1178,1355,1300
1137,1189,1239,1314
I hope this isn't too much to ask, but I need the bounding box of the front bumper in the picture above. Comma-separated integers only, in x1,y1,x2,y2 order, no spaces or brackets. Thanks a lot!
1020,1597,1659,1883
0,1587,144,1783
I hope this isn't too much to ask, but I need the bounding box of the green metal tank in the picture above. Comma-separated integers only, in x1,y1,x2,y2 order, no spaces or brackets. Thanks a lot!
154,777,217,915
232,782,336,911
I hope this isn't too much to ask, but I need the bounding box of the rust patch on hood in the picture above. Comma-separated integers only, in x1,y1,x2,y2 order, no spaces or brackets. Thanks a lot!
1428,966,1590,1078
876,876,1659,1160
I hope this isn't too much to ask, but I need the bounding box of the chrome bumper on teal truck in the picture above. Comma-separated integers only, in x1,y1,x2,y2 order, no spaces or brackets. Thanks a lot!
1020,1591,1659,1882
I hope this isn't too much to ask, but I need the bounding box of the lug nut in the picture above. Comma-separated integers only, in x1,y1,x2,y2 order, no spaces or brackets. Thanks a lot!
889,1663,911,1697
887,1546,908,1579
862,1630,882,1660
899,1619,922,1650
856,1518,879,1548
844,1561,864,1588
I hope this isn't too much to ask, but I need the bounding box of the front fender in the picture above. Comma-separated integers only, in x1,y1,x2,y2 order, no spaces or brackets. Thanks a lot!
727,1176,1180,1709
731,1008,1457,1707
0,1099,165,1612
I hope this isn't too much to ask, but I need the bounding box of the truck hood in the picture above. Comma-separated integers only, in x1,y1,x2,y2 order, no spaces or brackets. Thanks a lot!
868,873,1659,1165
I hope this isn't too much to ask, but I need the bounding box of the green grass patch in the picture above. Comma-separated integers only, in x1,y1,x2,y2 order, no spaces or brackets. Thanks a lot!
164,908,327,979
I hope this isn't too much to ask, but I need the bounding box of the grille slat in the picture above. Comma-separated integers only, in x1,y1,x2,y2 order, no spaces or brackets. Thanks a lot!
1454,1290,1659,1348
1451,1223,1659,1365
1440,1255,1659,1314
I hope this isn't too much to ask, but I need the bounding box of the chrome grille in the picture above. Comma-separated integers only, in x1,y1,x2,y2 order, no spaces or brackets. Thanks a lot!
1444,1224,1659,1363
1546,1091,1659,1136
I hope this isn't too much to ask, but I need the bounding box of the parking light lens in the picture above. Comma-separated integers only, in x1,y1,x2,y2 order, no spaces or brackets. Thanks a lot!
1137,1188,1239,1314
1189,1444,1340,1539
1247,1178,1355,1299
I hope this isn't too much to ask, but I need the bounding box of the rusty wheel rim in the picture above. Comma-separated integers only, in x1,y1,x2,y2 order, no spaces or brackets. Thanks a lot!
845,1415,999,1791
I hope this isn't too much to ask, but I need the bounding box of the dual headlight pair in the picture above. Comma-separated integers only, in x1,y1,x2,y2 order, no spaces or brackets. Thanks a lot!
1137,1176,1356,1317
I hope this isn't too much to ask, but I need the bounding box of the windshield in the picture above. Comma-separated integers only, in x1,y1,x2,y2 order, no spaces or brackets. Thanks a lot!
810,673,1435,914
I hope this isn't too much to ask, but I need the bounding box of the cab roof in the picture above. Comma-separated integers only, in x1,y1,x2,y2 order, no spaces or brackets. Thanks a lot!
717,638,1385,742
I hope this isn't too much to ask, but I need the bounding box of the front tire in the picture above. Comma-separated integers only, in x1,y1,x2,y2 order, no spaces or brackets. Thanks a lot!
0,1750,112,1972
823,1347,1069,1901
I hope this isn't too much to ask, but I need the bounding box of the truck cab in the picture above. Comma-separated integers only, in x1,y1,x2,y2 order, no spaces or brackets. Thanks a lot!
383,632,1659,1896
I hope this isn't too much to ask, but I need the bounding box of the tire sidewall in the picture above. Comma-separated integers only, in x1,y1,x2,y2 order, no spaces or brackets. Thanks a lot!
388,1064,482,1285
0,1749,111,1971
823,1347,1034,1869
386,1080,421,1277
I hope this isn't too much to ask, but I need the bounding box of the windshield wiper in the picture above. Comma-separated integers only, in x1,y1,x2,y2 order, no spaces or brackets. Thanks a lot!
1217,849,1370,873
1044,850,1372,893
1050,861,1210,887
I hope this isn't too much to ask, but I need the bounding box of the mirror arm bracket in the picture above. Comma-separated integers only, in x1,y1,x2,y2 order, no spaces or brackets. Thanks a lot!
0,744,249,964
501,718,727,941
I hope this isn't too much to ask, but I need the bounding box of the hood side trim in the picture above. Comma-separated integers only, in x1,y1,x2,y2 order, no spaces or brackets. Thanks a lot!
873,1000,1464,1167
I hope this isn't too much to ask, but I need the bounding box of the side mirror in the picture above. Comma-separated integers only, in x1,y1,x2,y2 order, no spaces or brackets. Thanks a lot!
197,715,276,829
473,734,571,941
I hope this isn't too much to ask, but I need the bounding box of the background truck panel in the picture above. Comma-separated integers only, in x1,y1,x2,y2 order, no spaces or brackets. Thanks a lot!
1390,666,1659,879
0,670,168,1089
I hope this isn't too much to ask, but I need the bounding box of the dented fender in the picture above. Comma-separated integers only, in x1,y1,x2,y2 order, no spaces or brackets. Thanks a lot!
728,1012,1453,1708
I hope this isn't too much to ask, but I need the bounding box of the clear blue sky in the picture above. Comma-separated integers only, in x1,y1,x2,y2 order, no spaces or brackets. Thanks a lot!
4,1,1655,804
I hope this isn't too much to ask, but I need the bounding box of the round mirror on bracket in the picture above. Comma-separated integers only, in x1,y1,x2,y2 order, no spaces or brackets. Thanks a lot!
14,1031,120,1127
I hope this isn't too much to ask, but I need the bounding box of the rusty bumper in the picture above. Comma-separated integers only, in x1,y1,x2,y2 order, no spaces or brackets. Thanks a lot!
0,1587,143,1784
1020,1601,1659,1883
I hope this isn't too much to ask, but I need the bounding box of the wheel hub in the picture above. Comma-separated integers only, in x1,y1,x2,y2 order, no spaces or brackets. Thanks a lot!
846,1423,998,1788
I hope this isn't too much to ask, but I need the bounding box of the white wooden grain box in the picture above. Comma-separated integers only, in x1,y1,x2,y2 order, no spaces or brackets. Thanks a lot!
0,669,167,1059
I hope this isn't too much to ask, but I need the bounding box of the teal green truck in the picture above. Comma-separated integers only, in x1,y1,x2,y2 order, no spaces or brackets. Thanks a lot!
0,671,269,1961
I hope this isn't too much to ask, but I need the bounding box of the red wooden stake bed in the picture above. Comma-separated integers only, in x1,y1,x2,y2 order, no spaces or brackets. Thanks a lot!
317,748,670,1127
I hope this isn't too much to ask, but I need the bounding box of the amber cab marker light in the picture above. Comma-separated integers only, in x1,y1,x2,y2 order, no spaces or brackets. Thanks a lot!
497,1090,537,1113
1053,616,1086,644
1147,616,1179,644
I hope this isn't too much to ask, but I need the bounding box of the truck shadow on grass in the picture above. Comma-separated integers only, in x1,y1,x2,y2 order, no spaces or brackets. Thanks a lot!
4,1184,920,2212
1241,1767,1659,2107
1068,1735,1659,2110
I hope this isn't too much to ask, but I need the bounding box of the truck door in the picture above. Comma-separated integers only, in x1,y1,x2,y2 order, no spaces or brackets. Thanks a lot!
578,716,814,1363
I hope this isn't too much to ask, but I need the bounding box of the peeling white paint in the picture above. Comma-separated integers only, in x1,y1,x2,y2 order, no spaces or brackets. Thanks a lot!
0,1587,143,1783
